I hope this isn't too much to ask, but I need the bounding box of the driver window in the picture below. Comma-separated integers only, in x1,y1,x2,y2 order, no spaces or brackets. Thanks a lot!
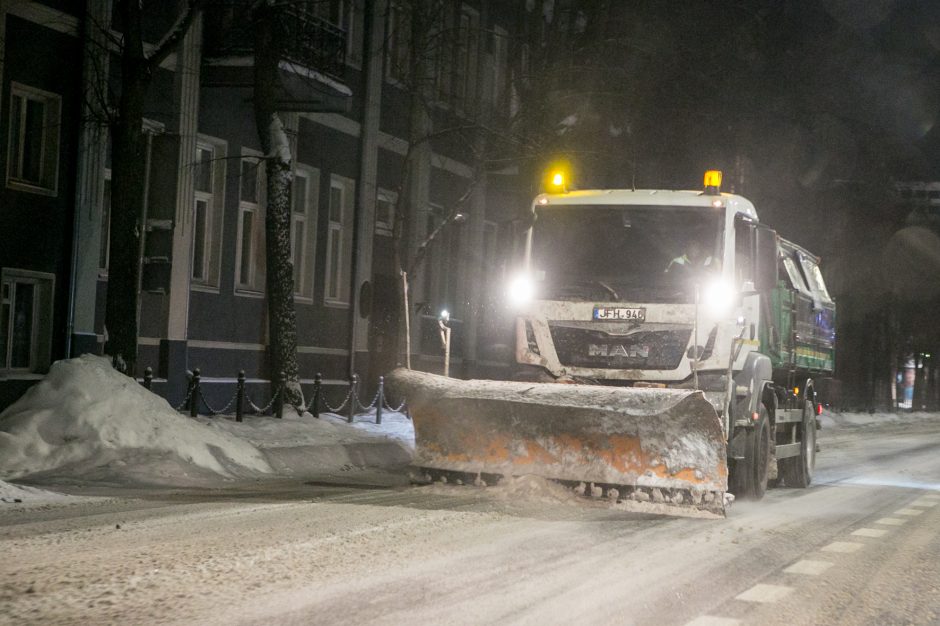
734,217,754,286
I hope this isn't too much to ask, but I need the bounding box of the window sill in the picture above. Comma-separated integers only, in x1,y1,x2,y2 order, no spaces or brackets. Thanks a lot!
191,283,221,294
6,179,57,197
234,287,265,299
324,300,350,309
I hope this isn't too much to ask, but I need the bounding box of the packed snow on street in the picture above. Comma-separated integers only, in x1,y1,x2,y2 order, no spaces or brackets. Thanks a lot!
1,355,939,625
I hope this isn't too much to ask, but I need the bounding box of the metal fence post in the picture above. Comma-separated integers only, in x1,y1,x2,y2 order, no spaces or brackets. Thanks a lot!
375,376,384,425
190,368,201,418
143,366,153,390
347,374,358,423
276,371,285,419
235,370,245,422
312,373,321,418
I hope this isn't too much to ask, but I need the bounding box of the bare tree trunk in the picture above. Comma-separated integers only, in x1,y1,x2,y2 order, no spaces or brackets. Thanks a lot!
103,0,205,377
253,3,303,405
105,0,150,376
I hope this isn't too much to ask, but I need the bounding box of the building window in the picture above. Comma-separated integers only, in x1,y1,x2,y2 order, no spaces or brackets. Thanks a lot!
483,26,508,111
387,1,411,83
291,165,319,300
98,170,112,274
375,188,397,236
424,204,461,313
6,83,61,195
191,138,227,290
453,5,480,113
324,174,355,305
236,153,265,294
0,269,54,374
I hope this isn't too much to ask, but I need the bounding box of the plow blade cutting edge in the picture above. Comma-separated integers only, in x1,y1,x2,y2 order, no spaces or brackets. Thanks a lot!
389,369,729,517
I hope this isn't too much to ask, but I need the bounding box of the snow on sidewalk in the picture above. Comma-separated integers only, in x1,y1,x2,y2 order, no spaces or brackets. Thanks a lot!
0,355,414,490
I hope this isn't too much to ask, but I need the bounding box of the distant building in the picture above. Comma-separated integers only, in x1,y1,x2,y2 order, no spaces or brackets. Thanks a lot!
0,1,528,410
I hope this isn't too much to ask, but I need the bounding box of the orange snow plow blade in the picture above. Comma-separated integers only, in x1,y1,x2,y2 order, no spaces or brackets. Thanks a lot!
389,369,728,517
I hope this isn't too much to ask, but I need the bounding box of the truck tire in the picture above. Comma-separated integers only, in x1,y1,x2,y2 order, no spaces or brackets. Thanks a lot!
730,403,771,500
780,400,816,488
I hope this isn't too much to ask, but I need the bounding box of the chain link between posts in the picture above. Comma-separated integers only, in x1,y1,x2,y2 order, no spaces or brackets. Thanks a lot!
153,369,406,422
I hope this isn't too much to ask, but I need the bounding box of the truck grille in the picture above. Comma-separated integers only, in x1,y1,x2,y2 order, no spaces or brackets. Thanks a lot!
548,323,692,370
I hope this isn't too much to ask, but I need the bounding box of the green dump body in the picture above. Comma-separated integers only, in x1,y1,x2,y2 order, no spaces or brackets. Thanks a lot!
760,283,836,374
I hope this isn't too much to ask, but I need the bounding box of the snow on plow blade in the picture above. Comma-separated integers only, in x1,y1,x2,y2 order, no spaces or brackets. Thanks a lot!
389,369,728,517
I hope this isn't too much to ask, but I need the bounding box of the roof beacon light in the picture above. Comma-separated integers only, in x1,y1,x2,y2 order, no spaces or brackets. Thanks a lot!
703,170,722,195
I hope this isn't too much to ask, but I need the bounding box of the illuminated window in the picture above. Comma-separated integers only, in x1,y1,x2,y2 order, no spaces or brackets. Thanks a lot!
0,269,54,373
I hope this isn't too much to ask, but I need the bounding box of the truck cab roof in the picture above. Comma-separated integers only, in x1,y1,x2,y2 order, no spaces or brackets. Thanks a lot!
533,189,759,221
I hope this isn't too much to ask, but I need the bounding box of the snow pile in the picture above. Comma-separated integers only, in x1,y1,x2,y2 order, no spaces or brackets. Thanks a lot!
487,474,583,504
821,410,940,429
421,474,583,506
0,355,271,481
0,479,74,504
205,410,414,477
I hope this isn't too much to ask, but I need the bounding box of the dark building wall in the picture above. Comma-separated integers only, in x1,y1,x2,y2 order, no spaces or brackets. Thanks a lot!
0,13,83,407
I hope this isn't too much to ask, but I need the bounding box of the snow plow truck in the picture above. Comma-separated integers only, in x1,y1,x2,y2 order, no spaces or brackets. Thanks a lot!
390,171,836,517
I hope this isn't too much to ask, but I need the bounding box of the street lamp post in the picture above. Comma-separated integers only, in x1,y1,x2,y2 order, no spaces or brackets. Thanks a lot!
438,309,452,377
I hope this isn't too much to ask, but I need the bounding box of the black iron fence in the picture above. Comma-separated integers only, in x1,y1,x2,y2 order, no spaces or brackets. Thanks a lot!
141,367,407,424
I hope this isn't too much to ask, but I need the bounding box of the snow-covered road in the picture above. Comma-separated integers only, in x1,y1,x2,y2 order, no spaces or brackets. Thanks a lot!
2,415,939,625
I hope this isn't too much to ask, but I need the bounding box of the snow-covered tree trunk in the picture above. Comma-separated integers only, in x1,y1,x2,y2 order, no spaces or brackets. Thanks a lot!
253,2,303,406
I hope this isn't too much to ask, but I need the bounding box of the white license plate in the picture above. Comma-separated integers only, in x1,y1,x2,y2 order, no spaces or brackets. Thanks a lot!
593,307,646,321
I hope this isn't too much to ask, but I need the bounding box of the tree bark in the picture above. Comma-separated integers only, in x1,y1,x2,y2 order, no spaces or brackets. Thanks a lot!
103,0,205,376
104,0,150,376
253,3,303,405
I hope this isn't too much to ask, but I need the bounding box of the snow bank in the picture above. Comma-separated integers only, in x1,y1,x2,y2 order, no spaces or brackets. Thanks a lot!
0,355,271,481
821,410,940,429
0,479,75,504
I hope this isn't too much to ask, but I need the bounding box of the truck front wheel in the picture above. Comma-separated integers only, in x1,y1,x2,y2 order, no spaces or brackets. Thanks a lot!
730,403,771,500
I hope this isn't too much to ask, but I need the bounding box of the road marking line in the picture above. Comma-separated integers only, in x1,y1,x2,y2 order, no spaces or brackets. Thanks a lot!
852,528,888,538
911,500,937,508
896,508,924,516
821,541,864,553
784,560,833,575
735,584,794,603
875,517,907,526
684,617,741,626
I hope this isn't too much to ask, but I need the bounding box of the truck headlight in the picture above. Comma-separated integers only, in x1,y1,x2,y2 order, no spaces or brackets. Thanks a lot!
701,279,736,318
507,273,536,309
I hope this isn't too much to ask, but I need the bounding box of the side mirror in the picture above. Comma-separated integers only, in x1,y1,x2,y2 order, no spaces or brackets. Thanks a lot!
754,226,778,291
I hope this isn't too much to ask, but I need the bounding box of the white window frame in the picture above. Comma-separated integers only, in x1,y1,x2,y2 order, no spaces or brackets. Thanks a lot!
386,0,411,85
291,164,320,302
346,0,365,69
375,188,397,236
454,4,480,115
484,25,508,110
6,82,61,196
0,268,55,374
235,149,265,296
191,136,227,292
324,174,355,306
98,168,112,277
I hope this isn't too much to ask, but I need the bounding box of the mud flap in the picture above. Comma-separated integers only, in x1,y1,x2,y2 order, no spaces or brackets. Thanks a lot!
389,369,728,514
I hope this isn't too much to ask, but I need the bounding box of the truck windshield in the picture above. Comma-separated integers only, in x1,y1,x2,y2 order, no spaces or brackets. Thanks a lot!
530,204,723,303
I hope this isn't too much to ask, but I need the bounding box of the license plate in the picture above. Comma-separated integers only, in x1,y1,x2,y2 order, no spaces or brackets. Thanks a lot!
593,307,646,321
